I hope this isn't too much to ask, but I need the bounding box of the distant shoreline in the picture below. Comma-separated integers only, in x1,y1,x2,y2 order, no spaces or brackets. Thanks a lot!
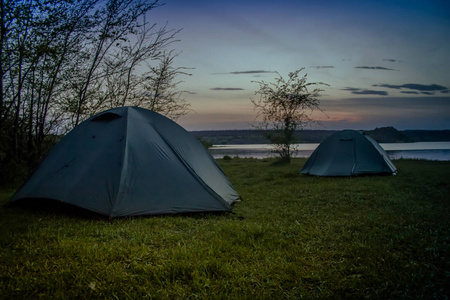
191,127,450,145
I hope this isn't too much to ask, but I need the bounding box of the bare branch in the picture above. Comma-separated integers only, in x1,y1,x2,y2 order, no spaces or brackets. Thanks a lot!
250,68,328,163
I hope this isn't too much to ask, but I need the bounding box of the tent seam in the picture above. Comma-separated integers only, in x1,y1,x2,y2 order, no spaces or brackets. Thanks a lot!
112,108,131,217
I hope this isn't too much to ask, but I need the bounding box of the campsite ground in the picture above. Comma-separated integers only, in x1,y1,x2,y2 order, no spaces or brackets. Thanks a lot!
0,158,449,299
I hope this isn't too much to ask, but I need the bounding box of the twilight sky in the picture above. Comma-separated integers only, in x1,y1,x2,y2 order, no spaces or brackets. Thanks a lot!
151,0,450,130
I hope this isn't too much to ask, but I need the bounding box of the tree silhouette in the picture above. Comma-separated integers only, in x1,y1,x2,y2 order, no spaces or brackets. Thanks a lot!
251,68,328,163
0,0,186,183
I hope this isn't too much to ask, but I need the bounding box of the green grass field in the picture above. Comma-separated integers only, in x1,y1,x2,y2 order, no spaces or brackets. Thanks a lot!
1,158,449,299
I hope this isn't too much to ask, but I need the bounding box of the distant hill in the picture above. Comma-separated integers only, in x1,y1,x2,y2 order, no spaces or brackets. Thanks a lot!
363,127,413,143
190,129,337,145
191,127,450,145
364,127,450,143
402,130,450,142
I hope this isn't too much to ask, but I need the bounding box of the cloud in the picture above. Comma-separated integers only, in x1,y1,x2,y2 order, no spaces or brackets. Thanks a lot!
355,66,397,71
341,87,360,93
382,59,401,63
210,87,245,91
400,91,419,94
310,66,334,69
230,70,275,75
373,83,449,94
318,97,450,130
342,87,388,96
353,90,388,96
214,70,276,75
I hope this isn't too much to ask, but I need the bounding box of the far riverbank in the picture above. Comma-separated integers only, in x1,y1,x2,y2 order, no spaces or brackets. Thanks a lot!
192,127,450,145
209,142,450,161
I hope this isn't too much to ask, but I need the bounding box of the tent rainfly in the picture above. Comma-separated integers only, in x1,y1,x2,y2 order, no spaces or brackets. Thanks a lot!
300,130,397,176
10,107,240,217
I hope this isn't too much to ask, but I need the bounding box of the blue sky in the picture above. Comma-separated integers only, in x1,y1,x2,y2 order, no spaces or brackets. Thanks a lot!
151,0,450,130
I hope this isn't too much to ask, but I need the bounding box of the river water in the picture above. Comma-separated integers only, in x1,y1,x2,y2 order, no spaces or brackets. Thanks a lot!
209,142,450,161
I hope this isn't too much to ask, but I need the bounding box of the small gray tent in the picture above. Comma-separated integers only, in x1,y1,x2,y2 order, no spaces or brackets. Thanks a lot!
300,130,397,176
10,107,239,217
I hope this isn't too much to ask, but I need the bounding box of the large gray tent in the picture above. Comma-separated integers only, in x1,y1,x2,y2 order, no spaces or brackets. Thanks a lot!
300,130,397,176
11,107,239,217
